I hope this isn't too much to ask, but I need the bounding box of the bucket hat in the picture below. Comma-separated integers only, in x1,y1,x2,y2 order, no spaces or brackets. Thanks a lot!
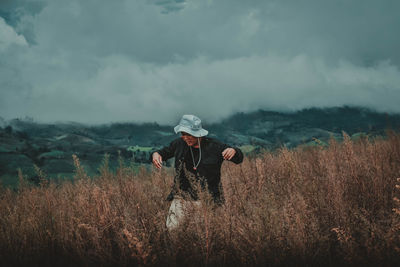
174,115,208,137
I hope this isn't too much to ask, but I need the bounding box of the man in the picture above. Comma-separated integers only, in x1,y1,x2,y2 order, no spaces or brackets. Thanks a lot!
151,114,243,229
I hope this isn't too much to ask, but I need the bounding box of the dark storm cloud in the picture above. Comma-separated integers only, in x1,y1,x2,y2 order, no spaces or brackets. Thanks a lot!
0,0,45,43
150,0,186,14
0,0,399,124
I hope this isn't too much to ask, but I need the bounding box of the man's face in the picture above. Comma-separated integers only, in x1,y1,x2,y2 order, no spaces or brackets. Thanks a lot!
180,132,198,147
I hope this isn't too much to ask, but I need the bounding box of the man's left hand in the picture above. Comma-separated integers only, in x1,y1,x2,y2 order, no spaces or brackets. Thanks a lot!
222,148,236,160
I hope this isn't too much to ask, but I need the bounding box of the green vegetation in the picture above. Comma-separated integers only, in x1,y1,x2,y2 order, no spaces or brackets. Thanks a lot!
38,150,66,159
2,106,400,190
238,144,257,154
127,145,154,153
0,146,11,153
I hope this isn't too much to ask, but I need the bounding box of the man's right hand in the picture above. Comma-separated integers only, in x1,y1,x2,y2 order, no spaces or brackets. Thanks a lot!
152,152,163,169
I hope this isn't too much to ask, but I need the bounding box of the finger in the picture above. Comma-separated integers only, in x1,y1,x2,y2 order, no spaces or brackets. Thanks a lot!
226,149,235,160
153,159,161,169
157,159,162,169
223,148,230,156
229,150,236,160
223,151,229,159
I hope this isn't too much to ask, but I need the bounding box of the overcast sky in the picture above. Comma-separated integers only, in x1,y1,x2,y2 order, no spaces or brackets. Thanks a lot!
1,0,400,125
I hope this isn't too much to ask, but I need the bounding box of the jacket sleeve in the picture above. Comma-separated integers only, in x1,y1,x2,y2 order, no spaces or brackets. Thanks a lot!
220,142,244,164
149,139,178,162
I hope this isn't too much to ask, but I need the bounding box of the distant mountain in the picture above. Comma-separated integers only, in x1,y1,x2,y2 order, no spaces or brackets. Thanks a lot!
1,106,399,187
207,106,400,147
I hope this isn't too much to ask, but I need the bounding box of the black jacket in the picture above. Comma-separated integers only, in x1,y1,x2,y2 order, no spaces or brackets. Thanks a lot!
151,137,243,202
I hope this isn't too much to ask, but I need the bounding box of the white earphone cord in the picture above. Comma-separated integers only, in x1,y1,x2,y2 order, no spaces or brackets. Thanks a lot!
189,137,201,170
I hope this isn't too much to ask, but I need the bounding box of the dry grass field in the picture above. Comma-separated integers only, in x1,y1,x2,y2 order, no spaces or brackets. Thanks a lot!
1,132,400,266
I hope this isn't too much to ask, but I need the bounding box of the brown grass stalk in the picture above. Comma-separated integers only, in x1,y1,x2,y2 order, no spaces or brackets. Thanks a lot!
1,132,400,266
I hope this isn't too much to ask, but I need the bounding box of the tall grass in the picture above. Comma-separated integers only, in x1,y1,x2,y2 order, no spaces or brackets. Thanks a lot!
1,132,400,266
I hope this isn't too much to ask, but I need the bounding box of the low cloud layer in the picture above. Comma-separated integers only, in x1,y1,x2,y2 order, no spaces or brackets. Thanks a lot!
1,0,400,125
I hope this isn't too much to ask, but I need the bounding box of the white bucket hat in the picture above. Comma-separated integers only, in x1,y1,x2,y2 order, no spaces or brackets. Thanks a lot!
174,114,208,137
